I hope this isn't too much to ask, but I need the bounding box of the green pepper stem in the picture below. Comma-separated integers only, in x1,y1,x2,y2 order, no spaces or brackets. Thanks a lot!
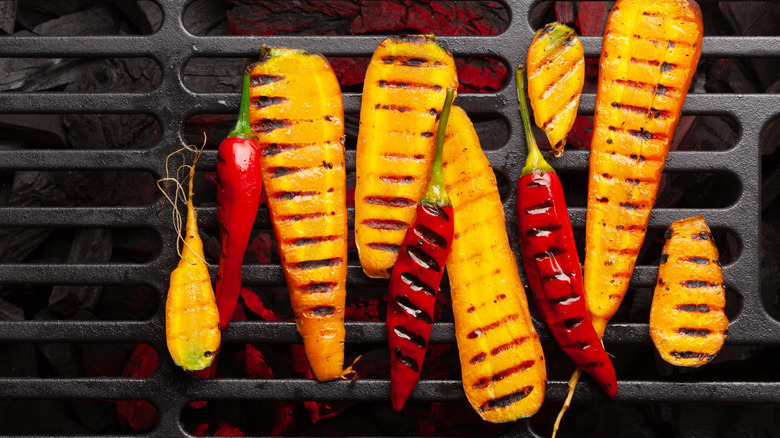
227,69,257,140
421,87,456,207
516,65,554,177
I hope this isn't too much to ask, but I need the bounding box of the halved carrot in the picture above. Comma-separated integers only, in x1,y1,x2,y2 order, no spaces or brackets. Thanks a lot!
247,47,348,382
526,22,585,156
583,0,704,339
355,34,458,279
443,106,546,423
650,216,728,367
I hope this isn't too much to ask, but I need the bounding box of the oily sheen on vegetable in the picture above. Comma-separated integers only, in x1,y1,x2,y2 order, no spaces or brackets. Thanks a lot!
163,150,221,372
215,70,263,330
354,34,458,279
248,47,348,382
583,0,704,339
387,88,456,412
516,66,616,398
650,217,728,367
526,22,585,156
443,105,546,423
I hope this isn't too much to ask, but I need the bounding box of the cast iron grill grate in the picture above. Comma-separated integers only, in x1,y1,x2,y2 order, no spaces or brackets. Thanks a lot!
0,0,778,436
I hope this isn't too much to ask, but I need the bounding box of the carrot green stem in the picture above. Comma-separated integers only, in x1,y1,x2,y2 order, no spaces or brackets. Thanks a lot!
517,65,554,177
227,70,258,140
422,87,456,207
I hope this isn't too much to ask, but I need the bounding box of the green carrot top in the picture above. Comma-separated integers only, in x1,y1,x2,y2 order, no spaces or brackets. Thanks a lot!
227,69,259,141
516,65,554,177
421,87,456,207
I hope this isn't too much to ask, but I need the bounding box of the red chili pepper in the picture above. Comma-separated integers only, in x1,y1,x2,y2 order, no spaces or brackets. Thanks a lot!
215,69,263,330
515,65,617,398
386,88,456,412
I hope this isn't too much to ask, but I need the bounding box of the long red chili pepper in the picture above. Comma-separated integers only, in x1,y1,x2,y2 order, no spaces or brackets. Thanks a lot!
387,87,456,412
515,65,617,398
215,69,263,330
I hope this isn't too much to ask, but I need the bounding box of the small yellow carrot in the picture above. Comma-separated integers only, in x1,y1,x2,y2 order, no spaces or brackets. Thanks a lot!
159,147,221,372
526,22,585,156
650,216,728,367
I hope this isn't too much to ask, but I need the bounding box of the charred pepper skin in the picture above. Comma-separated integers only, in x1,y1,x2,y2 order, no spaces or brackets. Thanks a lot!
516,65,617,398
215,69,263,330
387,88,456,412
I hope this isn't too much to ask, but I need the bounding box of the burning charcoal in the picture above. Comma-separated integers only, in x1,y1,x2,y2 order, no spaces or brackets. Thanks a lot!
0,297,23,321
110,0,162,34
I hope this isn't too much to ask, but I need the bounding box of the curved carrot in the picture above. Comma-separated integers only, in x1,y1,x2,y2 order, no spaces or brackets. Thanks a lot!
162,149,221,371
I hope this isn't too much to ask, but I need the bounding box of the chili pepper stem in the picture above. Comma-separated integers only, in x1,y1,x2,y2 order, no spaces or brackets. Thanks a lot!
421,87,456,207
227,70,258,141
552,368,582,438
516,65,554,177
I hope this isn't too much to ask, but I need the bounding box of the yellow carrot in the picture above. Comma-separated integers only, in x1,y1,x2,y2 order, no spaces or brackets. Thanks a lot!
526,22,585,156
355,34,458,278
650,216,728,367
554,1,703,434
247,47,348,382
162,148,221,372
443,106,546,423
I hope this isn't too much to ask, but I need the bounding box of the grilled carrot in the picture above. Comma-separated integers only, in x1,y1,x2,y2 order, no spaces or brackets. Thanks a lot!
526,22,585,156
584,0,703,339
161,148,221,371
650,216,728,367
355,34,458,278
248,47,348,382
554,2,703,433
443,106,546,423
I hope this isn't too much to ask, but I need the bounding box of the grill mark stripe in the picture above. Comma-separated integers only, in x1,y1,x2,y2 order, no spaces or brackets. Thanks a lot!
362,219,408,230
293,258,343,270
678,327,711,337
364,196,416,207
251,95,289,108
491,360,536,382
367,242,401,253
525,224,563,238
670,351,716,360
378,80,443,92
300,282,337,294
406,245,441,272
395,295,433,324
611,101,670,120
278,212,326,223
478,386,534,413
550,292,580,306
268,166,304,178
470,352,487,364
272,191,319,201
467,314,520,339
381,152,427,161
379,55,444,68
395,347,419,372
379,175,416,184
377,104,414,113
680,280,714,288
399,272,436,296
251,74,285,86
540,58,585,100
687,256,711,265
287,235,339,246
393,325,428,349
259,142,315,157
252,118,294,134
414,223,448,249
490,336,528,356
541,92,579,129
310,305,336,316
677,304,711,313
534,246,566,261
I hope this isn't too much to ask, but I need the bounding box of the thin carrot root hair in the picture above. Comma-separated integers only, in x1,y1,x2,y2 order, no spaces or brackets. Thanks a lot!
551,368,582,438
156,136,208,263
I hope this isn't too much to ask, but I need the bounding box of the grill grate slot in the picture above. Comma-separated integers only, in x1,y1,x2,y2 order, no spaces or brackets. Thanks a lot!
0,0,778,437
